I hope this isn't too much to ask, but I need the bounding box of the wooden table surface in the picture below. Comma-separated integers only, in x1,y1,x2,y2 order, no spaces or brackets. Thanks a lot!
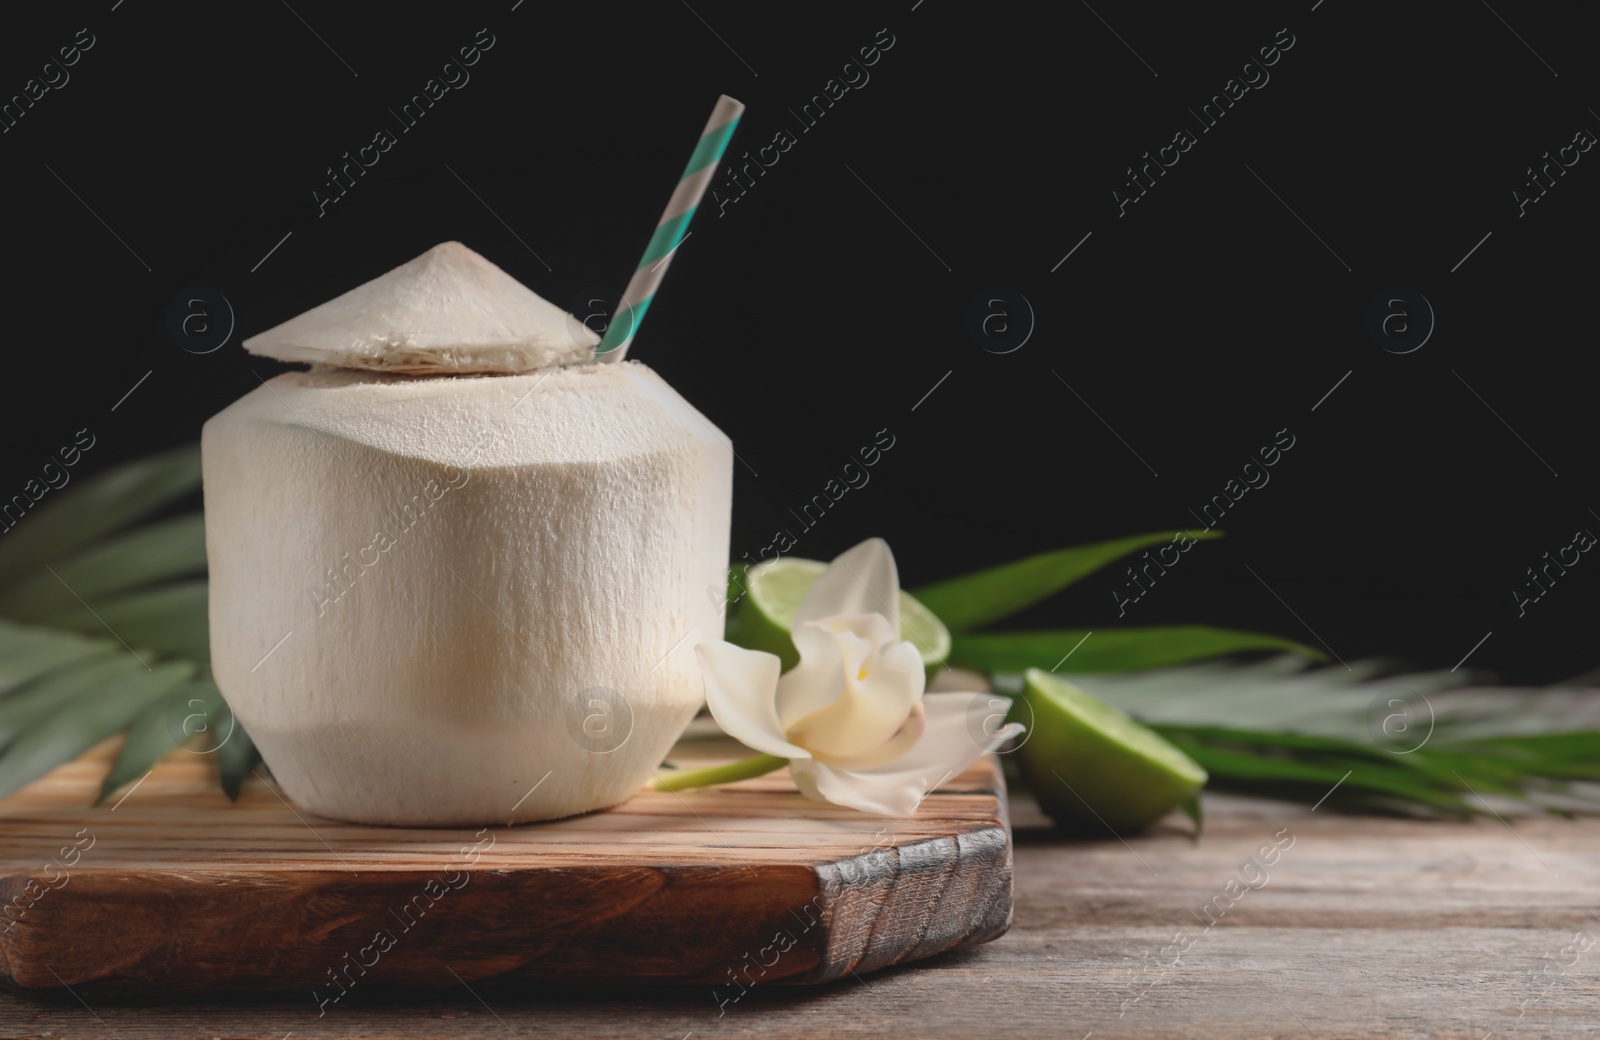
0,739,1013,996
4,770,1597,1040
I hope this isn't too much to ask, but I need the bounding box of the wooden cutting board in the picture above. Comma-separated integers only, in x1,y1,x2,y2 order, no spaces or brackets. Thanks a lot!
0,733,1012,998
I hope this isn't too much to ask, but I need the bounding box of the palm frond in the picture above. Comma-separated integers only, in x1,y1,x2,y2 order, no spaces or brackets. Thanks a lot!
0,514,207,619
0,446,250,802
0,619,116,697
1001,657,1600,817
214,705,262,800
1056,655,1600,742
913,530,1223,632
0,659,194,799
99,678,225,802
35,581,210,663
0,651,148,749
0,445,200,586
950,625,1325,673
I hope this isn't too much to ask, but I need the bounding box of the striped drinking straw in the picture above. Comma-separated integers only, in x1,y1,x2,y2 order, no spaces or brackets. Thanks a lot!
595,94,744,362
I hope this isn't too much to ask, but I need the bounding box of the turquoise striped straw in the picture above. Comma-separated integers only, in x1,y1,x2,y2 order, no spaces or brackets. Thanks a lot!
595,94,744,361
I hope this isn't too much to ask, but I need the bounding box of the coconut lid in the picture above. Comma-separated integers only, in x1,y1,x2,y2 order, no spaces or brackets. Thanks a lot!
243,241,599,374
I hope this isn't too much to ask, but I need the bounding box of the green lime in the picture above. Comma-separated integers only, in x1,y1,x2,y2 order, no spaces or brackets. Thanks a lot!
1016,668,1207,833
736,557,951,676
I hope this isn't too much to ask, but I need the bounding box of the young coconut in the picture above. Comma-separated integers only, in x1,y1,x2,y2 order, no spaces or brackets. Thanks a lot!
203,242,733,825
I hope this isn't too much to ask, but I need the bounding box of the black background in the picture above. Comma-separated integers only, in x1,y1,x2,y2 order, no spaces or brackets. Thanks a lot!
1,1,1595,684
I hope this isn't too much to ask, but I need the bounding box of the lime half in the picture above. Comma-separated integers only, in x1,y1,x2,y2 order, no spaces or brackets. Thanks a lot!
737,557,951,676
1017,668,1207,833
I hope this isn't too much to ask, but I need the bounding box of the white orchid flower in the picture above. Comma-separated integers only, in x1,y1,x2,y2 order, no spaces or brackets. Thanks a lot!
679,538,1024,815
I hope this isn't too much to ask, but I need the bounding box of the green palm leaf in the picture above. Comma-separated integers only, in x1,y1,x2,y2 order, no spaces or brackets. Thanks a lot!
99,678,226,802
36,581,210,663
1004,658,1600,817
0,514,207,619
950,625,1325,673
0,620,115,698
0,659,194,800
913,530,1222,632
1159,738,1478,816
0,652,143,749
0,445,200,586
1053,656,1462,742
214,706,262,800
0,446,255,802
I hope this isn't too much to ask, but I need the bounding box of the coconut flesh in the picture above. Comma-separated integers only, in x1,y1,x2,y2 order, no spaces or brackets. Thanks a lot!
203,242,733,825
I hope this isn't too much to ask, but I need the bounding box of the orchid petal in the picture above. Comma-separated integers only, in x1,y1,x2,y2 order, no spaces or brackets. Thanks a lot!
853,692,1023,779
788,758,927,816
811,612,896,652
794,537,900,628
697,642,810,759
785,638,925,759
816,702,927,770
774,622,852,730
789,694,1023,817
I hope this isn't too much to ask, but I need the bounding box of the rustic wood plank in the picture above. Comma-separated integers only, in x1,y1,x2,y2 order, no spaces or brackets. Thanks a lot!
4,786,1596,1037
4,741,1600,1036
0,735,1012,997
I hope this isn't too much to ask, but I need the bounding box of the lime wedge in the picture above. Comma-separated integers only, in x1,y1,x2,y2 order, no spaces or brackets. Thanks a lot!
737,557,951,675
1017,668,1207,833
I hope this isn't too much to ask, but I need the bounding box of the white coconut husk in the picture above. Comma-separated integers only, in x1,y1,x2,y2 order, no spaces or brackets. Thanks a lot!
243,241,599,374
206,240,732,825
203,361,732,825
